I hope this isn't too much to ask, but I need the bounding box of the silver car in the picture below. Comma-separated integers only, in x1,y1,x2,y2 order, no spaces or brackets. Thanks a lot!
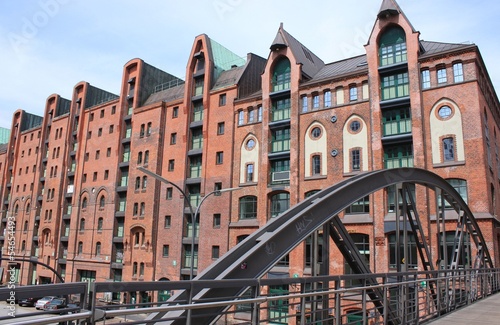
35,296,57,310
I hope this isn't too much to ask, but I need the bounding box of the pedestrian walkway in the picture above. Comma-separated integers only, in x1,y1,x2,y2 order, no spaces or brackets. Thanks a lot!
428,293,500,324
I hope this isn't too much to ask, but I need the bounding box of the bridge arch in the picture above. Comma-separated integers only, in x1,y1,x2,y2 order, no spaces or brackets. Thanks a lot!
158,168,493,324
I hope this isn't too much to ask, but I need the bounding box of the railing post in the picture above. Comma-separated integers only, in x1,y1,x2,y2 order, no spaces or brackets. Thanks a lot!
335,279,341,325
251,284,260,325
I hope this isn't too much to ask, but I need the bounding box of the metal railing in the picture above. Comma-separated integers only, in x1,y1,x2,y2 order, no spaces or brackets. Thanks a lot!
1,268,499,324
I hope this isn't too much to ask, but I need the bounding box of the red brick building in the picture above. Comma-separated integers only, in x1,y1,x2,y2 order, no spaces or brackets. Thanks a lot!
1,0,499,304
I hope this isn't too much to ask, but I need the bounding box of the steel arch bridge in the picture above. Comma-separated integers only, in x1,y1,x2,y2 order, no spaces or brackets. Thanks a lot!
151,168,493,325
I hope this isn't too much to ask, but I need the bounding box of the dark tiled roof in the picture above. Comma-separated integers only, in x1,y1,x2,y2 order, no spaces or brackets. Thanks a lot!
143,83,185,106
420,40,475,57
302,40,475,86
304,55,368,85
213,66,245,90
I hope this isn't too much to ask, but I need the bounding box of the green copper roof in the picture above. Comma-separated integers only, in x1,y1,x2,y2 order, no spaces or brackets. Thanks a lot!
209,38,246,71
0,127,10,144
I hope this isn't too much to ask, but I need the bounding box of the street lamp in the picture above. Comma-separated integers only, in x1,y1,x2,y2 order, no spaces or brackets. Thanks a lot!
137,166,241,280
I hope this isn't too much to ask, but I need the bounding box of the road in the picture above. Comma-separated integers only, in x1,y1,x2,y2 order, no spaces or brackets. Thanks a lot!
0,301,59,324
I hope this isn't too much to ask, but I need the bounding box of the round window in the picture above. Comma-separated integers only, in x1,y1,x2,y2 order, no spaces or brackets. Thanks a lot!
246,139,255,150
438,106,452,119
350,120,361,132
311,127,321,139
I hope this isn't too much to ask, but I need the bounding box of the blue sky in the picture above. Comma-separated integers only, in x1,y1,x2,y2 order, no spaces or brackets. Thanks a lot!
1,0,499,129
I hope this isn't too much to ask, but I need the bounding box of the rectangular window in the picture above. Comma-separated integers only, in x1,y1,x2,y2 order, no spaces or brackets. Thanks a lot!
257,106,262,122
104,170,109,180
111,105,116,114
382,107,412,136
345,195,370,214
90,113,94,121
301,95,308,112
168,159,175,171
384,144,414,169
87,131,92,139
351,149,360,170
95,150,100,160
312,94,319,109
217,122,225,135
166,187,173,199
453,62,464,82
381,72,409,100
443,137,455,161
219,93,226,106
163,245,169,257
164,215,171,228
248,109,254,123
421,70,430,89
172,106,179,118
324,91,332,107
109,125,114,134
170,133,177,145
93,172,98,181
213,214,221,228
98,128,102,137
312,155,321,175
216,151,224,164
349,86,358,101
192,101,203,122
272,98,291,121
107,147,111,157
271,127,291,152
246,163,254,182
238,110,244,125
100,109,104,118
212,246,220,259
437,67,447,84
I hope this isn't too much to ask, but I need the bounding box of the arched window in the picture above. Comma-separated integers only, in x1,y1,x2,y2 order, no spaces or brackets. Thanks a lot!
140,202,145,216
137,151,143,164
135,177,141,190
78,241,83,255
144,150,149,164
97,217,103,231
81,197,88,209
438,179,468,208
23,221,28,232
133,262,138,276
270,192,290,218
239,196,257,219
272,58,291,91
95,242,101,256
140,262,145,276
379,26,407,66
99,195,105,208
79,218,85,231
142,176,147,189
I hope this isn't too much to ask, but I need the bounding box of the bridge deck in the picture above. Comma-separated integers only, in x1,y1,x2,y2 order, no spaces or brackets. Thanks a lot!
429,293,500,324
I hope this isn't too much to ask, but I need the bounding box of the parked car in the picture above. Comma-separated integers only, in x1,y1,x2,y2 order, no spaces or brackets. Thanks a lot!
43,298,67,311
35,296,57,310
18,297,42,307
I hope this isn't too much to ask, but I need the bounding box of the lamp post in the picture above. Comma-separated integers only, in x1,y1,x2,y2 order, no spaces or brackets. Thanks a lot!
137,166,241,280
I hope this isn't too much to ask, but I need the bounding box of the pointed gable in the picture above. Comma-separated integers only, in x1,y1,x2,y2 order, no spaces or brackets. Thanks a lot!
270,23,325,79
